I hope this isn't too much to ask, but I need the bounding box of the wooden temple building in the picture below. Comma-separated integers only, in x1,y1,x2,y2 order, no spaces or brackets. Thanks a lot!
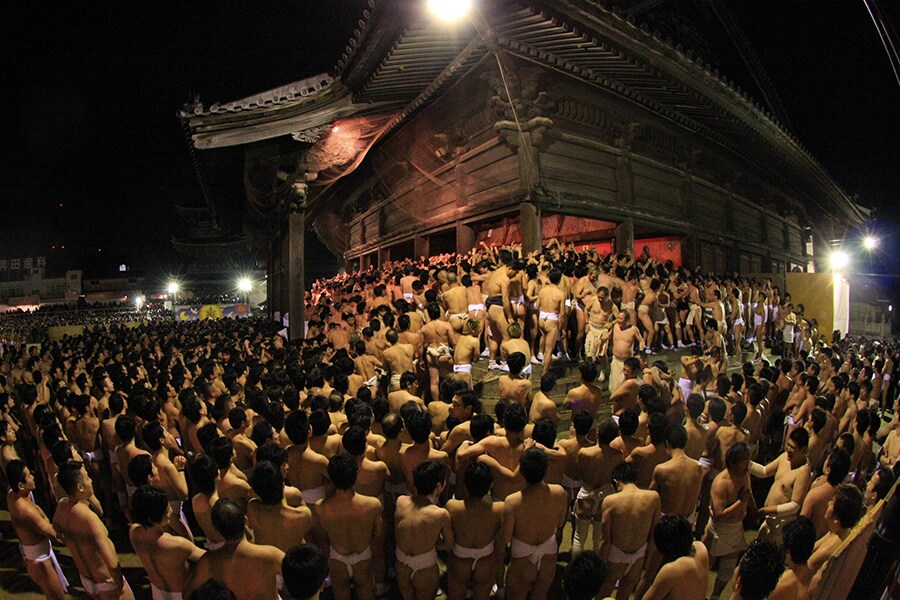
180,0,864,338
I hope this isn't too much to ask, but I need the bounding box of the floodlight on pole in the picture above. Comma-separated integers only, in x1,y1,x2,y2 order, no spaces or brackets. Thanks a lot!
134,295,144,310
863,235,879,250
166,282,180,295
830,250,850,272
427,0,472,22
237,277,253,293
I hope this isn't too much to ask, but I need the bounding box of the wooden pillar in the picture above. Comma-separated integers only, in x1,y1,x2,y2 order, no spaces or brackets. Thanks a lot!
456,223,475,254
266,241,276,320
520,202,542,255
615,218,634,256
414,236,429,260
377,246,387,267
287,209,305,341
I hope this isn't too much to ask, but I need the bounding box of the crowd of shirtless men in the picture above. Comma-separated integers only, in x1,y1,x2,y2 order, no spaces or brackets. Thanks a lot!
1,240,899,600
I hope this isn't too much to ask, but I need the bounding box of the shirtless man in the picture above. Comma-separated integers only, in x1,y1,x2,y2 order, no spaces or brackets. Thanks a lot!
808,484,865,592
53,461,135,600
570,265,596,358
651,424,703,522
247,461,313,551
501,448,568,600
584,285,617,380
640,515,709,600
444,273,471,333
7,461,68,600
421,302,458,400
500,322,532,370
457,403,528,501
751,427,811,546
446,462,504,600
485,252,521,370
529,373,559,426
382,329,417,392
189,455,225,551
317,453,383,600
609,311,644,394
208,437,252,513
327,323,351,352
388,373,425,413
130,486,204,600
400,411,450,495
144,422,192,540
683,394,709,461
769,516,816,600
572,419,623,556
800,447,850,539
284,410,330,514
557,411,594,506
183,498,284,600
536,268,566,373
395,461,454,600
637,278,661,350
498,353,533,408
597,461,660,600
702,442,754,600
353,340,383,392
113,415,148,501
452,318,481,389
626,413,670,489
226,406,257,474
608,361,641,424
564,362,603,419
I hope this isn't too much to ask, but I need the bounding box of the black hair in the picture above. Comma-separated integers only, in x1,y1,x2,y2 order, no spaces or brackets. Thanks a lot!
563,551,606,600
782,516,816,564
666,423,688,449
282,544,329,600
612,461,637,485
249,461,284,505
132,485,169,527
327,453,358,490
832,484,865,529
736,540,785,600
412,460,448,496
143,421,165,453
532,419,557,447
572,410,594,436
189,454,218,495
520,447,549,484
725,441,751,470
405,410,432,444
597,418,619,445
618,408,639,436
463,461,493,499
285,410,310,445
128,454,154,486
5,459,27,490
208,436,235,470
342,426,367,457
653,515,694,561
211,498,246,541
57,461,85,495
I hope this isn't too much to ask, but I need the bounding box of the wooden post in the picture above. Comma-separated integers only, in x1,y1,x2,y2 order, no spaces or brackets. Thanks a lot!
520,202,542,255
414,236,429,260
456,223,475,254
287,209,305,341
615,218,634,256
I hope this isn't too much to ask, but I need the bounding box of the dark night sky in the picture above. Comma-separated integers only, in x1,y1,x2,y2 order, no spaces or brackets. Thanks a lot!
1,1,898,285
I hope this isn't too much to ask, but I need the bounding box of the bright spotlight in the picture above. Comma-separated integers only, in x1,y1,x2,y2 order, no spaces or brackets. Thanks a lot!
166,282,180,295
237,277,253,293
134,295,144,309
863,235,879,250
427,0,472,22
830,251,850,271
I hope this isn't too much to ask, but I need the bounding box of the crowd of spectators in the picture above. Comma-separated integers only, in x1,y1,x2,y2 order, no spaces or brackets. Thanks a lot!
0,242,897,600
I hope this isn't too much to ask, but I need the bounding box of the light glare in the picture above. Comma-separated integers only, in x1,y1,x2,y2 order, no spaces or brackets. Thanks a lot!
427,0,472,22
237,277,253,293
830,251,850,271
166,282,180,295
863,235,878,250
